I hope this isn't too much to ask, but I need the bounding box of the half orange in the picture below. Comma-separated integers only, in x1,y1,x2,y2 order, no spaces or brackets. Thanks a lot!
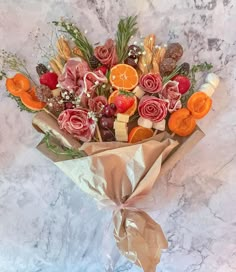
128,126,154,143
109,64,139,91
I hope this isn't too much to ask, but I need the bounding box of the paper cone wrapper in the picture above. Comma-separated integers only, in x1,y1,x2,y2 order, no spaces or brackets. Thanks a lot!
33,111,205,271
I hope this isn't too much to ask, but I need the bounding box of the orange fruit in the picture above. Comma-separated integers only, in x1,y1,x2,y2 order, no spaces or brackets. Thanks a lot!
168,108,196,136
187,91,212,119
128,126,154,143
108,90,137,116
20,87,46,111
109,64,139,90
6,73,31,97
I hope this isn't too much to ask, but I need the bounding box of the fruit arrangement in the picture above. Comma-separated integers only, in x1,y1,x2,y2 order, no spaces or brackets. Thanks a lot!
1,16,220,146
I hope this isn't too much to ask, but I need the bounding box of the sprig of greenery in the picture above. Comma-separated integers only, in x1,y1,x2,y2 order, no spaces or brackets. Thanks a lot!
0,50,36,85
119,89,135,96
0,71,6,80
129,112,139,122
181,62,213,106
52,20,93,64
163,65,182,84
116,16,138,63
42,133,86,159
7,92,37,113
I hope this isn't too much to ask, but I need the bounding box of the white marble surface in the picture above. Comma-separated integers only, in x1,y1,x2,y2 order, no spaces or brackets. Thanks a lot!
0,0,236,271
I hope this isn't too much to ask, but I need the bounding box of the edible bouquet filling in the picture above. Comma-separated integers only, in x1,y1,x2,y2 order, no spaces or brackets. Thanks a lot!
0,15,220,271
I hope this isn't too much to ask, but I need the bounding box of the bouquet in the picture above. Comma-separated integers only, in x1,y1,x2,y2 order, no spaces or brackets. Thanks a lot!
0,15,220,271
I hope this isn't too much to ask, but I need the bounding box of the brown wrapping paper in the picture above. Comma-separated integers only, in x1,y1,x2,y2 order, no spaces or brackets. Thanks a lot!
55,138,178,271
32,111,205,271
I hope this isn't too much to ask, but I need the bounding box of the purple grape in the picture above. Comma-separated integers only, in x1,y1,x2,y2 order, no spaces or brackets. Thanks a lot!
110,103,117,111
99,116,114,129
100,129,115,142
102,105,116,117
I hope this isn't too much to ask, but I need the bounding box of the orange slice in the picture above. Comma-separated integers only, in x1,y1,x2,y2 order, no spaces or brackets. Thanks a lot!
109,64,139,90
20,87,46,111
128,126,154,143
6,73,31,97
108,90,137,116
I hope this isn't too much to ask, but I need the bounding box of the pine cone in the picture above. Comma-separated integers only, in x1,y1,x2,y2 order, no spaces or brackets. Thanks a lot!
89,55,100,69
36,63,49,77
35,85,53,102
47,97,65,113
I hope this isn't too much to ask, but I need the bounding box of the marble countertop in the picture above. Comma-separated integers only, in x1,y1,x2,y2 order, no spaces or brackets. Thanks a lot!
0,0,236,271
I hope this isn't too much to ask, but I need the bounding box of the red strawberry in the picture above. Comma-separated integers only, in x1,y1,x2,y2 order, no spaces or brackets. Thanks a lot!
172,75,191,95
94,65,108,75
114,91,135,113
40,72,58,90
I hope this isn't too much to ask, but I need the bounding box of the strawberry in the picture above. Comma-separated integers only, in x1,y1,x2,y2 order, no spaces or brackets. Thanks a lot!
114,91,135,113
40,72,58,90
94,65,108,75
172,75,191,95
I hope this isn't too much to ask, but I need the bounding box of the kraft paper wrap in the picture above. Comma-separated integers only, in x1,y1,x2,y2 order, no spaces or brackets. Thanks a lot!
33,112,204,271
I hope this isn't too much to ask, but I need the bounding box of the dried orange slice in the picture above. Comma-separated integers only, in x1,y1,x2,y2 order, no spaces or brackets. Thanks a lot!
6,73,31,97
108,90,137,116
128,126,153,143
168,108,196,136
187,91,212,119
20,87,46,111
109,64,139,90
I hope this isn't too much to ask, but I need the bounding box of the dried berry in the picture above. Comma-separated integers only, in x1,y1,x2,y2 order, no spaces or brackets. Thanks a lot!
89,55,101,69
160,58,177,76
36,63,49,77
179,62,190,75
165,43,183,62
35,84,53,102
47,96,64,113
127,45,142,59
124,57,138,68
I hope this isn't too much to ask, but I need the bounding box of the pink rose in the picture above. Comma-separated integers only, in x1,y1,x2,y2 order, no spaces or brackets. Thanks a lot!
88,96,107,113
138,96,168,122
58,108,96,142
139,73,163,94
159,81,182,112
94,39,118,68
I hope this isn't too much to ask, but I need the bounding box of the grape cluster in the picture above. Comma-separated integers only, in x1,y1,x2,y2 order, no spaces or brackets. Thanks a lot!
99,103,116,141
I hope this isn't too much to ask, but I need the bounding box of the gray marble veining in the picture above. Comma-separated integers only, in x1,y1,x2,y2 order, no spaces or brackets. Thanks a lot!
0,0,236,271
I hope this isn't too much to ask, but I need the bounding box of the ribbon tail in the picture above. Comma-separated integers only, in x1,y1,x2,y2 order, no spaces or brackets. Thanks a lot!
113,209,168,272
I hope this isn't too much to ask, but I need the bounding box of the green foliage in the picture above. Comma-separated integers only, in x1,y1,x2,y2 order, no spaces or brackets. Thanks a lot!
119,89,135,96
181,62,213,106
42,133,85,159
163,65,182,84
116,16,138,63
7,92,37,113
53,20,94,64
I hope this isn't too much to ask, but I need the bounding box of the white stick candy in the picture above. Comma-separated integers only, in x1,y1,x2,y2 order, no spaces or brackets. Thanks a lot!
205,73,220,89
199,83,215,97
